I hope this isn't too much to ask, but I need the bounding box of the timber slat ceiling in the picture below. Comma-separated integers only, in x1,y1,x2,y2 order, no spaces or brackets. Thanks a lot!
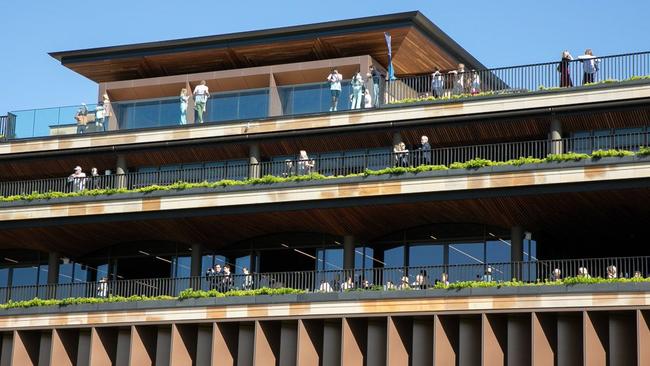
1,106,648,180
0,187,648,256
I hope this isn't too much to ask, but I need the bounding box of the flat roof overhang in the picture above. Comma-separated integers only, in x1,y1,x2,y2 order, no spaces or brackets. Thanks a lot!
49,11,485,82
0,159,649,256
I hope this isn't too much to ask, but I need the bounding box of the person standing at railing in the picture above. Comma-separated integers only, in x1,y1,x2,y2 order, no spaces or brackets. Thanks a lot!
393,142,409,167
431,69,444,98
242,267,253,290
470,70,481,95
557,51,574,87
95,103,105,131
74,103,88,134
450,63,467,95
367,65,384,108
327,69,343,111
551,268,562,281
68,166,86,192
102,93,112,131
297,150,315,175
97,277,108,298
193,80,210,123
578,49,601,85
363,88,373,108
87,167,100,190
179,88,189,125
350,71,364,110
418,136,432,166
606,265,617,279
482,266,493,282
222,265,233,291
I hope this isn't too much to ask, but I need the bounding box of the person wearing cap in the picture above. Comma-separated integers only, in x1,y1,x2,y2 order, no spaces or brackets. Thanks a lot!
68,166,86,192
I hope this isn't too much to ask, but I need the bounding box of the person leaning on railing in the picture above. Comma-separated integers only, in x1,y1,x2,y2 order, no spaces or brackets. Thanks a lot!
68,166,86,192
393,142,409,167
577,48,601,85
297,150,315,175
74,103,88,134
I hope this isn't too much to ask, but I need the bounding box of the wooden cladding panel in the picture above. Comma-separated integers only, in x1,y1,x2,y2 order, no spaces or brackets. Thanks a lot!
89,327,117,366
638,310,650,366
213,322,238,366
584,311,608,366
532,313,556,366
483,314,507,366
170,324,197,366
10,330,40,366
341,318,365,366
434,315,458,366
253,321,281,366
387,317,411,366
129,326,156,366
296,320,322,366
51,329,78,366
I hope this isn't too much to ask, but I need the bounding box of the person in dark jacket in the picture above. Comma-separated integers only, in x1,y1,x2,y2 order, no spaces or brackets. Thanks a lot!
558,50,573,87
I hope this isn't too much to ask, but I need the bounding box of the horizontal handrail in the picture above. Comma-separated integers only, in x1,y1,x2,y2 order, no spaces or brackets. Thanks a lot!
0,131,648,198
5,51,650,140
0,255,647,304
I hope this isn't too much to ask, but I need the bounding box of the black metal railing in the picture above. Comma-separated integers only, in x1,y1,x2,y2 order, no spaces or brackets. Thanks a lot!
1,131,648,198
385,51,650,102
0,255,648,304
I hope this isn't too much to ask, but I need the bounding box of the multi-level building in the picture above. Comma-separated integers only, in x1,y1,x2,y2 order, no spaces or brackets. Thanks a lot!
0,11,649,366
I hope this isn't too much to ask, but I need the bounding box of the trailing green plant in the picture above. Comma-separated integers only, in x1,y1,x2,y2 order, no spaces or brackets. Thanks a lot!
590,149,634,159
545,152,590,162
1,148,648,203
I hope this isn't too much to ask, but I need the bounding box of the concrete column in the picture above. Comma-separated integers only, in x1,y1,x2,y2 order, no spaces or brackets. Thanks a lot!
343,236,355,271
511,226,524,281
190,243,202,277
549,118,563,154
116,154,127,188
249,143,261,179
47,252,60,285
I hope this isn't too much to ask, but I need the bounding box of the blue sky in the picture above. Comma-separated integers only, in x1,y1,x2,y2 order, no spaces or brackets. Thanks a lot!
0,0,648,114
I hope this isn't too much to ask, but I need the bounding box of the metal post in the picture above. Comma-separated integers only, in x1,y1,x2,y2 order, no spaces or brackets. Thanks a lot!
343,235,355,271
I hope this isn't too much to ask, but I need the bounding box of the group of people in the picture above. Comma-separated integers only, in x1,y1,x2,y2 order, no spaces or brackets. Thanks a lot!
179,80,211,125
67,166,103,192
393,135,432,167
550,265,643,281
74,94,112,134
205,264,253,291
429,63,482,98
558,49,601,87
327,65,383,112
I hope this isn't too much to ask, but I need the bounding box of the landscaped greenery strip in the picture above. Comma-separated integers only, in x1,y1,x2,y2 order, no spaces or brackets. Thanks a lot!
2,277,650,310
1,148,649,203
389,75,650,105
0,287,305,309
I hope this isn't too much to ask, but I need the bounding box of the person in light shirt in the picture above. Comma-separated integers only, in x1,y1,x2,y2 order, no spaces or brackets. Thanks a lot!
193,80,210,123
327,69,342,111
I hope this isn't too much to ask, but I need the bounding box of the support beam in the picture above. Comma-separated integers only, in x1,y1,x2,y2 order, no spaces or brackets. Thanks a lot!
190,243,202,278
343,235,355,271
115,155,127,189
510,226,524,281
47,252,60,285
249,144,261,179
550,118,563,154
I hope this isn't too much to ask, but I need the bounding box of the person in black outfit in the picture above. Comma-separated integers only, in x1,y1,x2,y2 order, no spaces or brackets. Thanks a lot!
368,65,385,107
419,135,432,166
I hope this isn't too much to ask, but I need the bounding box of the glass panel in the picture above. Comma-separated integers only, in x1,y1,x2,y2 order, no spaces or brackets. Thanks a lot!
73,263,90,283
408,244,444,287
58,263,73,284
174,256,191,278
0,268,8,287
486,240,511,281
238,90,269,119
384,246,405,268
570,131,591,154
593,129,611,150
614,127,644,150
448,243,485,282
11,266,38,286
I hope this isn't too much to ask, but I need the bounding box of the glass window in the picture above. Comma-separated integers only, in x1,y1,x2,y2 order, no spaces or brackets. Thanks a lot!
235,255,251,275
570,131,592,154
316,249,343,271
11,266,38,287
73,263,90,283
239,90,269,120
116,98,178,130
448,243,485,282
226,159,249,181
174,256,191,278
593,129,611,151
615,127,644,150
367,147,392,171
0,268,8,287
58,263,73,284
408,245,444,267
384,246,405,269
486,240,510,264
208,93,238,122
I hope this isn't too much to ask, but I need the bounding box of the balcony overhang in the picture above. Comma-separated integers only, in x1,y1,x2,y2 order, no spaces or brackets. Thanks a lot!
0,158,649,256
1,82,650,162
49,12,485,83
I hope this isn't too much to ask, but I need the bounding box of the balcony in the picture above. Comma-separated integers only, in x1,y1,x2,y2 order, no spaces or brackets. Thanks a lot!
4,51,650,141
0,131,648,201
0,255,648,306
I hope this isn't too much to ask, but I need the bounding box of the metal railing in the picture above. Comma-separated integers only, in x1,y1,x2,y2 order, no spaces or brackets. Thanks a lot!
0,255,647,304
4,51,650,140
0,113,15,141
386,51,650,102
0,131,648,198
